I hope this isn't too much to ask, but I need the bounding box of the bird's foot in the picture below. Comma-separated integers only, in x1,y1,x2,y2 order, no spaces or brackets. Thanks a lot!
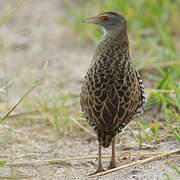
107,160,116,169
89,166,105,175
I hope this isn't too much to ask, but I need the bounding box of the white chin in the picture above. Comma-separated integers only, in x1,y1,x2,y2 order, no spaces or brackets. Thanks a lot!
102,27,108,37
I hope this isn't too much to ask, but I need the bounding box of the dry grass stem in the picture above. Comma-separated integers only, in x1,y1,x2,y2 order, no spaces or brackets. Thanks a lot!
89,148,180,178
0,84,37,123
146,89,175,94
0,78,16,93
4,151,175,167
0,175,33,179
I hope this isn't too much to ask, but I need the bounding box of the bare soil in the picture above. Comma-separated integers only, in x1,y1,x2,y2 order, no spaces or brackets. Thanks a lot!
0,0,180,180
0,118,180,180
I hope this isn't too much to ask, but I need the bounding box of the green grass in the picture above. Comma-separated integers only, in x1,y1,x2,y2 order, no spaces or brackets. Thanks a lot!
0,0,27,123
164,156,180,177
0,83,37,123
0,0,25,27
33,92,74,137
0,161,6,167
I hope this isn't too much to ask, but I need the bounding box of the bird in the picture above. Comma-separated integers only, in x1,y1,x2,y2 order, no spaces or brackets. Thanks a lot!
80,11,145,174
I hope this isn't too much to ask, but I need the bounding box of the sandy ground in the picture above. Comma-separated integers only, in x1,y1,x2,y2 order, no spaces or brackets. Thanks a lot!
0,118,179,180
0,0,180,179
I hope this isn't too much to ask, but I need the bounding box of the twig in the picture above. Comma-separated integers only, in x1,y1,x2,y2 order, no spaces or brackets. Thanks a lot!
5,152,163,167
0,175,32,179
89,148,180,178
146,89,175,94
69,117,96,137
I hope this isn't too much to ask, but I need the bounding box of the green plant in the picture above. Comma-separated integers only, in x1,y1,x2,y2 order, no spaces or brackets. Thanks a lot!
0,0,24,27
34,92,75,137
0,161,6,166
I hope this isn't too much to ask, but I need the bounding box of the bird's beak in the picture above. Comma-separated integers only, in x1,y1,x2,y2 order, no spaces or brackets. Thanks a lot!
82,16,101,24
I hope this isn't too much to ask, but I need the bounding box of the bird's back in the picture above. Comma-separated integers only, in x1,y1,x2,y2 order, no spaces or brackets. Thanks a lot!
80,38,145,147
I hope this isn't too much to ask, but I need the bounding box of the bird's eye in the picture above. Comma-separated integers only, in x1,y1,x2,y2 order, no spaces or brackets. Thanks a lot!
101,16,108,21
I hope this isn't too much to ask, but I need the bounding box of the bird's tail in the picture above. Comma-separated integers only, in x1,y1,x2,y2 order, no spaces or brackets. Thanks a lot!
97,130,117,148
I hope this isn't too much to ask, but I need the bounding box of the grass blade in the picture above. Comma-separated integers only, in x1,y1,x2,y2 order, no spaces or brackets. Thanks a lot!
163,103,180,144
0,161,6,166
0,84,37,123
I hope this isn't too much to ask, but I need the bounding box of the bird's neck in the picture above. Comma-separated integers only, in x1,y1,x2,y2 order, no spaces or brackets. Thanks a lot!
92,29,129,68
102,26,128,42
97,28,129,51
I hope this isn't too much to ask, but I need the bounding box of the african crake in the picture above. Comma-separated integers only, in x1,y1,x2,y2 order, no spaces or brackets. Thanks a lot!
80,11,145,174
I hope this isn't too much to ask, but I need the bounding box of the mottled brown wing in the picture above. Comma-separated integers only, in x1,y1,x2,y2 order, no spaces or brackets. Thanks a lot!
80,66,143,132
81,69,140,131
80,80,97,130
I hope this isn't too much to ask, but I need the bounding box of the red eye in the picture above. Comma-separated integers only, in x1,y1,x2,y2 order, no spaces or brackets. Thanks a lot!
101,16,108,21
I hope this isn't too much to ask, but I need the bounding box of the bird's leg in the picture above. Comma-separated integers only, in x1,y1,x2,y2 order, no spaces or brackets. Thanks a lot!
97,142,104,172
108,136,116,169
90,142,104,175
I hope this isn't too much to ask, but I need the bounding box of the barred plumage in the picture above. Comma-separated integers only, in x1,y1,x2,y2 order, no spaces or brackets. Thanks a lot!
80,11,145,173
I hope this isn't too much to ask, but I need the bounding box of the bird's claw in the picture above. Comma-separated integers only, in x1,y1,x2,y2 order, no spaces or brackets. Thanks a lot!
107,160,116,170
89,167,105,175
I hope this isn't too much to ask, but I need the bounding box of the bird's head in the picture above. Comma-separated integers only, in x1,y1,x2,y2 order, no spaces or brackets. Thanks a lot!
82,11,127,37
